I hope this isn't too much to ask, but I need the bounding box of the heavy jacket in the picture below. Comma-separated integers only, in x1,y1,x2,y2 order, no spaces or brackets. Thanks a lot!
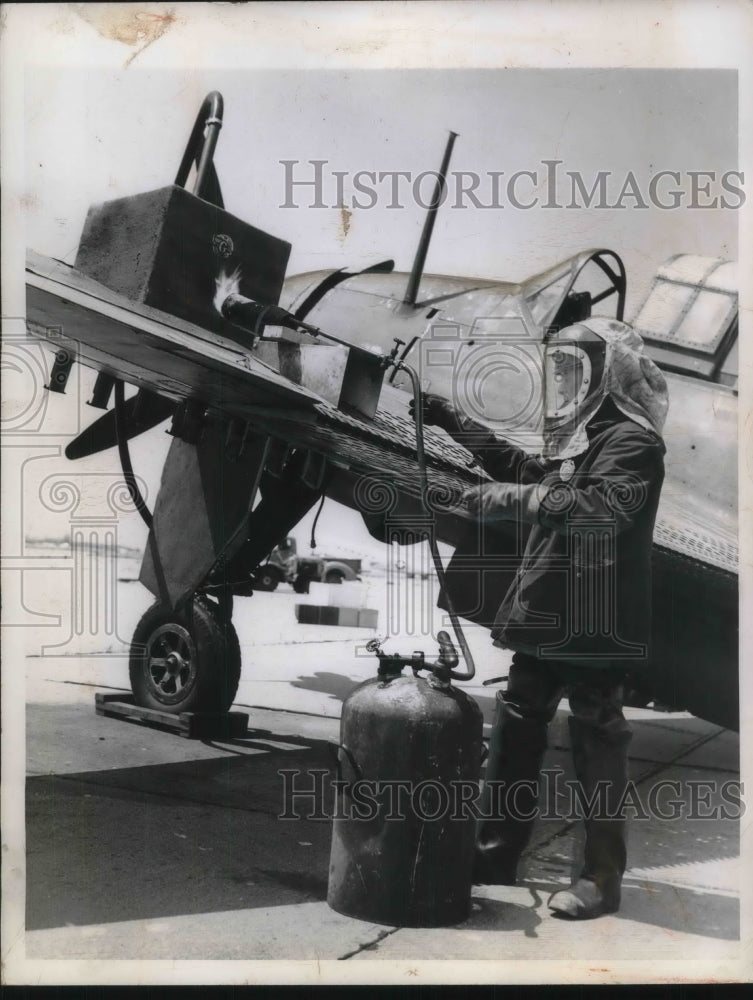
441,399,666,670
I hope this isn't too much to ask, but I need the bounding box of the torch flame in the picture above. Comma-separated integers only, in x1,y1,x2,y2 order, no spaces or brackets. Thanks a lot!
213,266,242,314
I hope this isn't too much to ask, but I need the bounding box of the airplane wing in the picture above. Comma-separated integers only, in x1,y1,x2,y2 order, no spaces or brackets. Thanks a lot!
27,249,740,567
25,248,740,728
26,250,321,415
25,251,486,503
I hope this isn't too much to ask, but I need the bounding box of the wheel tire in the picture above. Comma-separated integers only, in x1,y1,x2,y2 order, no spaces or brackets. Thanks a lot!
325,569,346,584
203,598,242,712
129,595,241,714
253,567,279,591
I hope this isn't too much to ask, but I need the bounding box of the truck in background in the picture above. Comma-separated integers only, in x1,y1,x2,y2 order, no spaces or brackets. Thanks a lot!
252,536,362,592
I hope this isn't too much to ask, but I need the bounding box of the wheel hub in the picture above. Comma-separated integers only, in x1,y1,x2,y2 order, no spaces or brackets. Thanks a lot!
145,623,198,704
165,650,186,673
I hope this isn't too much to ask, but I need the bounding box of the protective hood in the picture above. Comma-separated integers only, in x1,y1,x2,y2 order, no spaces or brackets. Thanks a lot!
542,317,668,460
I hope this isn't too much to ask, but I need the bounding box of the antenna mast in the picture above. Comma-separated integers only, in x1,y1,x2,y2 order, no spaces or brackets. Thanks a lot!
403,131,458,307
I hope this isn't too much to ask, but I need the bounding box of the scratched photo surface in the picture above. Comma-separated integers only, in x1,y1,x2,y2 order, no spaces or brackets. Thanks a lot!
1,2,750,988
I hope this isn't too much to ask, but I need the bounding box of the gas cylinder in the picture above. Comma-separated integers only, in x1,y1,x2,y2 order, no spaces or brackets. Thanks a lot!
327,634,483,927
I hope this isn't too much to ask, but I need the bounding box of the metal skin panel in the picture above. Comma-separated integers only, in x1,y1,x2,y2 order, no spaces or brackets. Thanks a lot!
295,276,544,454
650,546,737,730
254,340,385,420
658,372,737,572
324,270,515,302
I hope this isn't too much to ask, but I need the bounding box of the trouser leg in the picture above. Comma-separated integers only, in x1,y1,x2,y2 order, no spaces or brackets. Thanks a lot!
474,654,564,885
549,676,632,919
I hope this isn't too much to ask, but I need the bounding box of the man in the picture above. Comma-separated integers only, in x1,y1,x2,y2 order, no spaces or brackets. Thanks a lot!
414,317,668,919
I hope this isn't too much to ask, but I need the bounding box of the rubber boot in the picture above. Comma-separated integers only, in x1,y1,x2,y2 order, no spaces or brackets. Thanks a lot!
473,695,549,885
549,715,632,919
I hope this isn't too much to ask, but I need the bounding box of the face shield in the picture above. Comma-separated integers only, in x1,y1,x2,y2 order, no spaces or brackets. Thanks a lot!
542,324,608,457
537,318,666,460
544,344,594,419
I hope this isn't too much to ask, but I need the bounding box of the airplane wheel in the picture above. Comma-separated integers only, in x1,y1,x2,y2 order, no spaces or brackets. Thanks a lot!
204,597,242,711
129,596,241,714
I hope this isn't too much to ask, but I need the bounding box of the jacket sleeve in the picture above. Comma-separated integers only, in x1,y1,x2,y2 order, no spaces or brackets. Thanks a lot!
446,415,547,484
476,441,548,485
537,426,665,535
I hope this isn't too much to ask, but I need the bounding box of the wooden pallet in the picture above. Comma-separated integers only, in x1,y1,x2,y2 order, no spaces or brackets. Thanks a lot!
95,692,249,740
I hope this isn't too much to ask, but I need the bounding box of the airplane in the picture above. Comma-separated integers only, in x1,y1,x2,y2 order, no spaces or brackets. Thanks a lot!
23,92,739,730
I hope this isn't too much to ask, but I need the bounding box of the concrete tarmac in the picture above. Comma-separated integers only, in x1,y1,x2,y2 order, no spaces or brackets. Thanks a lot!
17,571,747,981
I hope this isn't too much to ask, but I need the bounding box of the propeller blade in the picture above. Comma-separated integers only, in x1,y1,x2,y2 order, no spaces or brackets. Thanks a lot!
65,389,176,460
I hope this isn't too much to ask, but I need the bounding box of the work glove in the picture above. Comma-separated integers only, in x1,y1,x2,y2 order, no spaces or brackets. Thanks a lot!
408,392,462,434
462,482,548,524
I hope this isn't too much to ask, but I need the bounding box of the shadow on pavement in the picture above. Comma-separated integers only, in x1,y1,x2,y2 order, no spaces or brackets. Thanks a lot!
619,877,739,940
290,671,362,702
26,733,338,930
291,670,502,722
468,877,739,943
27,706,739,944
467,888,545,939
